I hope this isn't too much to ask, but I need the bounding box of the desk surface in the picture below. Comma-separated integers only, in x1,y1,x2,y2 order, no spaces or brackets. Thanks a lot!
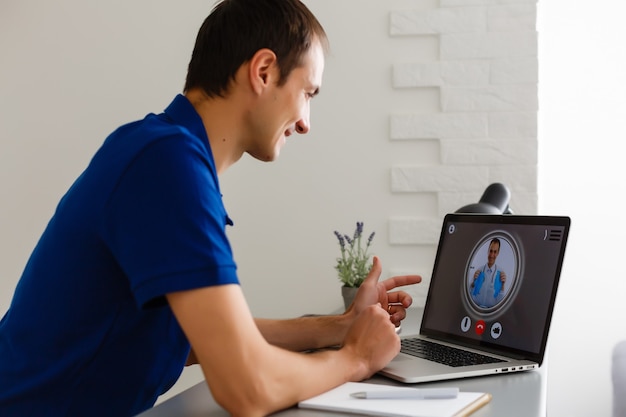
139,308,547,417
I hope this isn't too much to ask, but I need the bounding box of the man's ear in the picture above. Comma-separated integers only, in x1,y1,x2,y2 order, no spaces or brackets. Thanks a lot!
248,48,278,95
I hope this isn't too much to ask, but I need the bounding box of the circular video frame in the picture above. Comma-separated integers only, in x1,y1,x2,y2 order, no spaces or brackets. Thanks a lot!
463,231,521,318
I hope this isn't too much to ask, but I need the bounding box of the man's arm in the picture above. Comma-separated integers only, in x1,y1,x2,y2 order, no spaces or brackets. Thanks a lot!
254,314,350,352
253,257,421,352
188,315,348,363
167,284,399,417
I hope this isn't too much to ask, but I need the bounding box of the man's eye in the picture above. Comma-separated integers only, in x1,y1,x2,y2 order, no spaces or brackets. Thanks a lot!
306,88,319,99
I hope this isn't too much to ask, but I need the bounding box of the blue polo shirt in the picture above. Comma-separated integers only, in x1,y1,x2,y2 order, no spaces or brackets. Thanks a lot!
0,95,239,416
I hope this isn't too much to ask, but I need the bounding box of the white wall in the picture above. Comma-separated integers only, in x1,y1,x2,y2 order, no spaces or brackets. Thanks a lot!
538,1,626,415
1,0,620,415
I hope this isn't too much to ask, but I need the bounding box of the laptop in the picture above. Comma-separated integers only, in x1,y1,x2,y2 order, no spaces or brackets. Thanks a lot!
380,213,570,383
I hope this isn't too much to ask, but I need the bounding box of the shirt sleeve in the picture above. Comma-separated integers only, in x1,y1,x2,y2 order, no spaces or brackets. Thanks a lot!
103,134,238,309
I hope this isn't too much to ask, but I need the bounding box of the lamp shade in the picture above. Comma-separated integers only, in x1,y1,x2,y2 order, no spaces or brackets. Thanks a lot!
455,183,513,214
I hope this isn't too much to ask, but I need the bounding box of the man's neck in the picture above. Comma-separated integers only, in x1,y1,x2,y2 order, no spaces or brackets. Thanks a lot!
184,88,247,175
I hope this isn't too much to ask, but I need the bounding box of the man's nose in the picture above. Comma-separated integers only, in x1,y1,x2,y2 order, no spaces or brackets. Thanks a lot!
295,116,310,134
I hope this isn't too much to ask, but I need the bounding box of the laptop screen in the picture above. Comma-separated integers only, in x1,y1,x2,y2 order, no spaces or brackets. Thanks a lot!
420,214,570,363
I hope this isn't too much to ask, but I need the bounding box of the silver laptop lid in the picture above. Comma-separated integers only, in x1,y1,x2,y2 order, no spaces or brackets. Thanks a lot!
420,214,570,365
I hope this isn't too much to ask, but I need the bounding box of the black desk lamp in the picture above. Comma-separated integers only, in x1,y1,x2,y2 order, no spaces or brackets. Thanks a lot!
455,183,513,214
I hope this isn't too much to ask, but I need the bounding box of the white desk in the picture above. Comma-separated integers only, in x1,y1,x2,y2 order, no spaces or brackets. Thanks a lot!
138,308,547,417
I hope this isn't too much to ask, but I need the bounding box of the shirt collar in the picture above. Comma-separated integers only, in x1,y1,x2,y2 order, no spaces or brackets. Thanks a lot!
162,95,229,224
163,94,210,150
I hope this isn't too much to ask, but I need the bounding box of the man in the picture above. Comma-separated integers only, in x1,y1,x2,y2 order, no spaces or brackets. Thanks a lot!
470,238,507,308
0,1,421,416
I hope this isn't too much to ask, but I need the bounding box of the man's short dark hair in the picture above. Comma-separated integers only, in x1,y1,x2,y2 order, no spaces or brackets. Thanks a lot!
184,0,328,97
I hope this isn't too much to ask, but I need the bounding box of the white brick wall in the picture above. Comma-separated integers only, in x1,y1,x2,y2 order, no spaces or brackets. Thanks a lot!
388,0,538,306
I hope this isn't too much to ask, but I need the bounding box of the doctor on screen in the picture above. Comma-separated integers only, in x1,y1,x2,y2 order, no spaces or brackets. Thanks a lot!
470,238,508,308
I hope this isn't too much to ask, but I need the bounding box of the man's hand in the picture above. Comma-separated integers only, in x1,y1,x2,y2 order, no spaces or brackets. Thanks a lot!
341,303,401,380
347,256,421,327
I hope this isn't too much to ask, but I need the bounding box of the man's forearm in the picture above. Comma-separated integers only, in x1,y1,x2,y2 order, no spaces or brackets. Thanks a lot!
255,313,354,351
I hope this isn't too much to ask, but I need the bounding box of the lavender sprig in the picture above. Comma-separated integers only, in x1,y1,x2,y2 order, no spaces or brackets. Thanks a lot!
333,222,375,287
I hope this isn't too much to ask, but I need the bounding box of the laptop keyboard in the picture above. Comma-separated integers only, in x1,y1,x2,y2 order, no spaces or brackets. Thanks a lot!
400,338,505,367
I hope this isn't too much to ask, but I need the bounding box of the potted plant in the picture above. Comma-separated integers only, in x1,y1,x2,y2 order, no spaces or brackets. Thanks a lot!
333,222,375,309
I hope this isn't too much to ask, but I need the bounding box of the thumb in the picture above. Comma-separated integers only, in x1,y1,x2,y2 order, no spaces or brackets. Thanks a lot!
362,256,382,285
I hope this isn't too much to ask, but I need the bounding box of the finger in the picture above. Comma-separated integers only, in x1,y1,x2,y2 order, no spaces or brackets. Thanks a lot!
387,303,408,326
362,256,382,285
386,291,413,306
389,310,406,326
381,274,422,291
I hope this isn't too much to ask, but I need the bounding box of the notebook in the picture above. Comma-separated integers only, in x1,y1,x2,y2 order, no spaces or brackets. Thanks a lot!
299,382,491,417
380,213,570,383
